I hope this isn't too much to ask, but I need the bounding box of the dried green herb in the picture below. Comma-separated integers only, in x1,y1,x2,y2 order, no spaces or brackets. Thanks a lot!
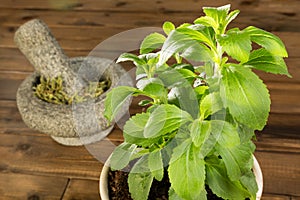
33,76,111,105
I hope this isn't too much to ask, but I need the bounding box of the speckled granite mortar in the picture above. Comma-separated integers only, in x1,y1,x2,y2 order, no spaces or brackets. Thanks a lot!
17,57,130,146
15,19,132,146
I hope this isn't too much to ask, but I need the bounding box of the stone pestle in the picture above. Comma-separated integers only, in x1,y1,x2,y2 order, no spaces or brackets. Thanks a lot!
14,19,84,97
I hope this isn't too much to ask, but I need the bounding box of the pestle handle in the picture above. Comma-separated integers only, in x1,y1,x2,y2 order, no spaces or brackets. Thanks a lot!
14,19,82,96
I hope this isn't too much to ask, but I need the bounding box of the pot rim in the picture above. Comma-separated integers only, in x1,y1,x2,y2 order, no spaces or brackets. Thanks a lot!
99,155,263,200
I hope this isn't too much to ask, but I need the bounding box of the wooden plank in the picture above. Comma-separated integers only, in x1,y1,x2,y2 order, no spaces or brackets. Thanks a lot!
1,97,300,147
62,179,100,200
0,8,299,32
0,98,130,141
0,100,39,136
254,151,300,196
0,8,195,28
0,0,299,14
0,48,132,72
1,23,299,56
1,98,299,154
1,98,299,146
0,48,298,83
268,83,300,113
0,172,68,199
258,113,300,147
0,133,102,180
0,25,128,51
0,135,300,196
62,180,296,200
255,132,300,154
1,70,300,113
261,194,291,200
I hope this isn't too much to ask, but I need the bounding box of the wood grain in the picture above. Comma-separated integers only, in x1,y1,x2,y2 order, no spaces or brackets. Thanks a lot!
62,179,101,200
0,172,68,199
0,0,299,14
0,7,299,32
254,151,300,196
261,194,291,200
1,72,300,113
1,24,299,56
0,0,299,198
0,133,102,180
1,48,299,84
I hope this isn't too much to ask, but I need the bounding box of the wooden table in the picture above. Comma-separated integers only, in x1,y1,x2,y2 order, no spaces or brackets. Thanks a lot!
0,0,299,199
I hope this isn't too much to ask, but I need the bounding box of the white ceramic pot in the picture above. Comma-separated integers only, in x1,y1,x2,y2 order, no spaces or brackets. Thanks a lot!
99,155,263,200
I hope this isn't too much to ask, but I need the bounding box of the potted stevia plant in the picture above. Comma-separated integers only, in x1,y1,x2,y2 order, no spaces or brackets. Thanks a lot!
101,4,290,199
15,19,131,146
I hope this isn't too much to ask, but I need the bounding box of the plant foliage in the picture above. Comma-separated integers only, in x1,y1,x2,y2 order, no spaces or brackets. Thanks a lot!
104,4,290,200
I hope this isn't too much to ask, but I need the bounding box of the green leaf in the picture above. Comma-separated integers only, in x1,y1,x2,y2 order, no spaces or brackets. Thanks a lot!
159,68,192,87
240,170,259,199
220,65,270,130
158,28,213,65
203,4,231,33
203,4,230,23
148,150,164,181
180,26,215,47
244,48,291,77
194,16,218,31
200,92,223,119
175,68,197,83
169,187,207,200
137,77,168,102
142,82,168,103
144,104,192,138
238,124,256,143
169,187,183,200
180,42,212,62
138,99,152,106
123,113,160,147
167,85,199,119
124,105,192,146
159,69,199,118
216,141,255,181
169,144,206,199
223,9,240,30
128,156,153,200
136,77,162,90
244,26,288,57
117,53,146,66
163,21,175,35
218,29,252,62
117,53,148,78
190,120,211,149
206,157,251,199
140,32,166,54
211,120,240,148
170,137,192,162
104,86,137,121
110,143,136,170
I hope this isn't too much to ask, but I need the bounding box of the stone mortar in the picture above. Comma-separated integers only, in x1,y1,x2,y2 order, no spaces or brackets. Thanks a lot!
17,57,132,146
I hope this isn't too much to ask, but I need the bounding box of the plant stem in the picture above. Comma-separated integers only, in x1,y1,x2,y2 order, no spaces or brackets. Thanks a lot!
213,42,223,78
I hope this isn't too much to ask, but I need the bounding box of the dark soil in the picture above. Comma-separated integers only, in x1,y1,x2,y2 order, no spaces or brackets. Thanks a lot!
108,169,223,200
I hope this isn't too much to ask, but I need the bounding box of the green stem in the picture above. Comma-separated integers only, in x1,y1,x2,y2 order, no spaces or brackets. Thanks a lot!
213,42,223,78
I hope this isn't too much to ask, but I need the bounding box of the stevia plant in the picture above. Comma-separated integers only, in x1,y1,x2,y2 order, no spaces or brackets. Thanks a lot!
104,4,290,200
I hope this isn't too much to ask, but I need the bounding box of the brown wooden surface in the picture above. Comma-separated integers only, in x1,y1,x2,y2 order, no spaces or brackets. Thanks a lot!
0,0,299,199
